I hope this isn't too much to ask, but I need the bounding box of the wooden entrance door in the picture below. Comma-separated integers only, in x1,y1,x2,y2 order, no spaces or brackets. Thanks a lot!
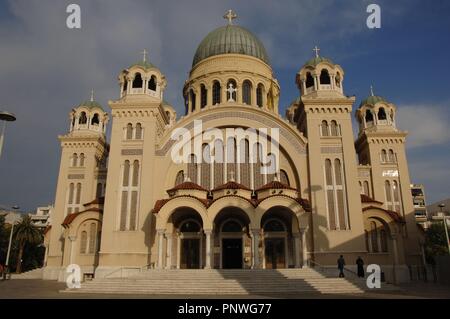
181,238,200,269
264,238,285,269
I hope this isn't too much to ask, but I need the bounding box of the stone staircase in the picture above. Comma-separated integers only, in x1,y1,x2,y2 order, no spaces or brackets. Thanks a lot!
62,268,399,295
9,268,43,280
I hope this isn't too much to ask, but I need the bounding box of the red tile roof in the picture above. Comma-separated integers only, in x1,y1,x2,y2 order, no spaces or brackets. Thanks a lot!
62,208,103,227
167,182,208,193
360,194,383,204
256,180,297,192
362,206,404,223
83,197,105,206
212,181,251,191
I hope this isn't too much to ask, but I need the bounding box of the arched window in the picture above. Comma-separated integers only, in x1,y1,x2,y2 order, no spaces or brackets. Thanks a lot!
79,112,87,125
132,73,143,88
88,223,96,254
148,75,157,91
334,159,347,229
188,154,198,184
212,81,221,105
363,181,370,197
213,139,224,188
330,120,339,136
201,144,211,189
91,113,100,125
75,183,82,206
175,171,184,186
135,123,142,140
381,150,387,163
242,80,252,105
321,121,329,136
385,180,393,211
180,220,201,233
126,123,133,140
371,221,379,252
226,137,237,181
256,84,264,107
190,89,196,111
264,219,285,232
68,183,75,205
253,143,264,188
79,153,85,167
305,72,314,88
325,159,336,230
380,229,388,252
320,69,331,85
280,170,290,186
72,153,78,167
80,231,87,254
365,110,374,123
132,160,140,187
200,84,207,108
388,149,395,163
392,181,401,213
378,107,387,120
239,139,250,187
222,220,242,232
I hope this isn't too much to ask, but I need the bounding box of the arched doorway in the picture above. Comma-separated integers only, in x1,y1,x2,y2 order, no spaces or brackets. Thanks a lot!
179,219,202,269
213,207,251,269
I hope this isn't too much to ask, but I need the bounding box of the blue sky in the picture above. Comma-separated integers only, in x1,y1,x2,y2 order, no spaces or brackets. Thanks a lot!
0,0,449,211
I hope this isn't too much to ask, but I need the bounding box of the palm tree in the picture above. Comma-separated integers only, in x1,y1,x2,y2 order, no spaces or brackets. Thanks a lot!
14,215,42,274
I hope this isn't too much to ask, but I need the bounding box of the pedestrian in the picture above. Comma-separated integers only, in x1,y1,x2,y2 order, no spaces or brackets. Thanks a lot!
337,255,345,278
356,256,365,278
0,264,4,280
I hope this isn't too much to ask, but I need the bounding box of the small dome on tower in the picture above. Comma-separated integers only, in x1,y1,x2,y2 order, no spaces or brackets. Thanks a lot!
69,90,108,135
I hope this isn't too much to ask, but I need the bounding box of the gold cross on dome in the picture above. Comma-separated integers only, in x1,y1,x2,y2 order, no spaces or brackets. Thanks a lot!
370,85,375,96
313,46,320,58
90,89,95,102
224,9,237,25
141,49,148,63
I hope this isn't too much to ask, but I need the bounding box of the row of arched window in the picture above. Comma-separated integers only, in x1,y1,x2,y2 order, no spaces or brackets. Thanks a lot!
180,139,289,190
324,158,349,230
364,108,394,123
125,123,143,140
385,180,401,213
380,149,397,163
320,120,341,137
304,70,341,90
186,80,267,113
119,160,140,231
76,112,101,126
71,153,85,167
67,182,82,216
80,222,100,254
365,222,388,253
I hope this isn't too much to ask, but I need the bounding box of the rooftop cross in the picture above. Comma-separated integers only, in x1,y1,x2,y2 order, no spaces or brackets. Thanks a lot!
141,49,148,63
313,46,320,58
90,89,95,102
223,9,237,25
370,85,375,96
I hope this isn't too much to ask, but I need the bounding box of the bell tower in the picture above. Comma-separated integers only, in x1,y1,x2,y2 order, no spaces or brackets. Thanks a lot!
45,92,109,277
355,88,421,263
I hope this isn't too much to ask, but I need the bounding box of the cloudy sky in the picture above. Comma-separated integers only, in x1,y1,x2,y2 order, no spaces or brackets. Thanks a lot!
0,0,449,211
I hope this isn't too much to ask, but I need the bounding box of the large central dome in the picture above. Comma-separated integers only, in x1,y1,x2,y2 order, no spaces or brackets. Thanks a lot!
192,24,270,67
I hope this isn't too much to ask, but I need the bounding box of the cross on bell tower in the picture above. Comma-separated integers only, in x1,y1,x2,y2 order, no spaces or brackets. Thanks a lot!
141,49,148,63
223,9,237,25
313,46,320,58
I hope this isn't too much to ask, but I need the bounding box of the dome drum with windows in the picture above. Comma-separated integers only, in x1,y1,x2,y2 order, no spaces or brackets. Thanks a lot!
183,10,280,115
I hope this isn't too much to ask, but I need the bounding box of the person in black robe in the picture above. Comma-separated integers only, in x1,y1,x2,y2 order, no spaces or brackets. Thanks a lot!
337,255,345,278
356,256,365,278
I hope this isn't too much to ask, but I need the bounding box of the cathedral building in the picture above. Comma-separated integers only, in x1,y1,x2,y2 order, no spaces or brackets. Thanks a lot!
43,11,423,283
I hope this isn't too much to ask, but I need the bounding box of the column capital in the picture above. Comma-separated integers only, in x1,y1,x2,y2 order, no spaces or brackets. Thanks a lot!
157,229,165,236
204,229,213,235
250,228,261,235
68,236,77,242
299,226,308,234
165,232,173,238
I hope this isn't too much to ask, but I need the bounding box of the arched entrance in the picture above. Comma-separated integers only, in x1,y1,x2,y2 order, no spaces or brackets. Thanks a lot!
213,207,251,269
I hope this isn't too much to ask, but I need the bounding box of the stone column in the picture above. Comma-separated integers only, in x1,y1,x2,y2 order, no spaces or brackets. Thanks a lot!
391,233,399,283
300,227,308,268
165,232,172,269
68,236,77,265
205,230,212,269
301,80,306,95
157,230,165,269
251,229,260,269
293,233,301,268
176,232,181,269
251,85,257,107
314,76,319,91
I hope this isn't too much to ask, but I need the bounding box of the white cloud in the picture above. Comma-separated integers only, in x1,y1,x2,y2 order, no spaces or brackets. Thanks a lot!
397,104,450,148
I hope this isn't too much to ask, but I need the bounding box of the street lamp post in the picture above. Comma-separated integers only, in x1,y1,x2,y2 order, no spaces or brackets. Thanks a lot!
3,206,20,280
0,111,17,160
438,204,450,255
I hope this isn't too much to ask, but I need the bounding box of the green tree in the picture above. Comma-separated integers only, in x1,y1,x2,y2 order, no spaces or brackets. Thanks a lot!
424,222,449,264
13,216,42,273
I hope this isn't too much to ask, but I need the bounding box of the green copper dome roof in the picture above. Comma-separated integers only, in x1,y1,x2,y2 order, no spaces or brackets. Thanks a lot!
78,100,104,111
359,95,387,107
130,60,156,70
192,25,270,67
303,56,334,67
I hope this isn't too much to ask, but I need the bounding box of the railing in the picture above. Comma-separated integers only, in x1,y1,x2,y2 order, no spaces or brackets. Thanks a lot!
307,259,359,279
103,263,154,279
